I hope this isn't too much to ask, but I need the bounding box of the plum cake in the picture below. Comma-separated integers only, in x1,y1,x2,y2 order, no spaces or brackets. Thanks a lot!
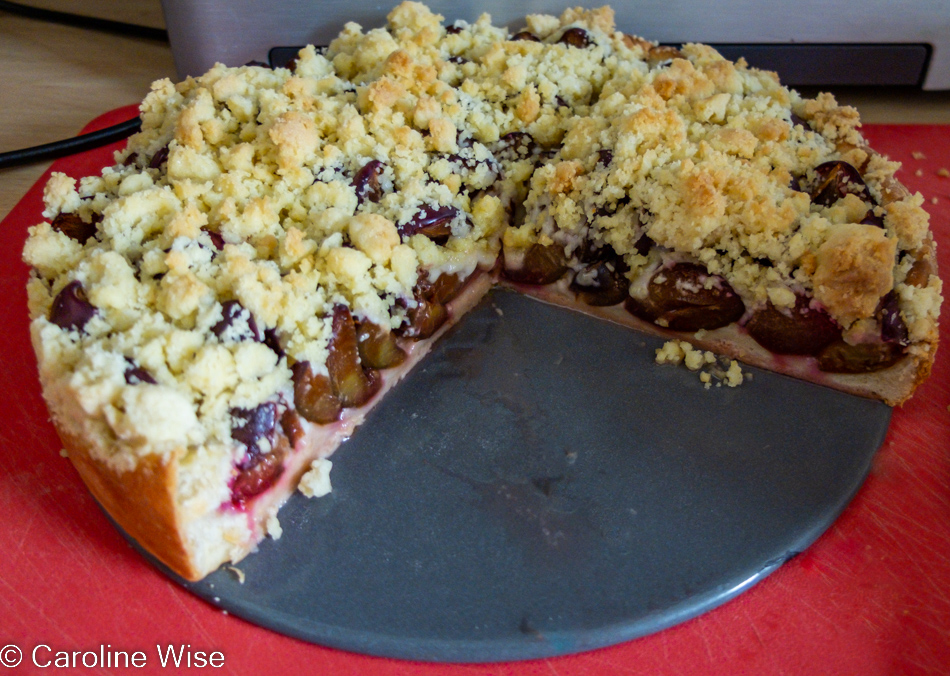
23,2,942,580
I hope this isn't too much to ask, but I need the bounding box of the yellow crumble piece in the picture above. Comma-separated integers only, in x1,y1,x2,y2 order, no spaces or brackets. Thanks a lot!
656,340,746,388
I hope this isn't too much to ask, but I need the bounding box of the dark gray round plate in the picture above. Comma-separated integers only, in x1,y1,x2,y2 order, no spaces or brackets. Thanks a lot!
145,290,891,662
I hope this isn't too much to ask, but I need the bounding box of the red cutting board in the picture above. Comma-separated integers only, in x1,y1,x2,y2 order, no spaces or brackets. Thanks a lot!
1,108,948,675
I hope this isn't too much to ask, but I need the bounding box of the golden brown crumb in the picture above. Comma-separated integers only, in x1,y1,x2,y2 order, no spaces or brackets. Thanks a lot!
813,223,896,325
655,339,688,364
655,340,746,388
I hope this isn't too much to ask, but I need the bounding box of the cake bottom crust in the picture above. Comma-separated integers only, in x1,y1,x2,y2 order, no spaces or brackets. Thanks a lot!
60,428,198,578
506,278,934,407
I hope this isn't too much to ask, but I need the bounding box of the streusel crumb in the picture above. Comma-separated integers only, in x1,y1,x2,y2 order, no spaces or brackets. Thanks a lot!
656,340,746,388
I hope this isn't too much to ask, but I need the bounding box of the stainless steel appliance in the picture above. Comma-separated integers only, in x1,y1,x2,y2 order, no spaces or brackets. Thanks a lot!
161,0,950,89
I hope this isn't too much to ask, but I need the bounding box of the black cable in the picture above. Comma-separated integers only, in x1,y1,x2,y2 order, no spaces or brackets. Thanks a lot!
0,1,168,168
0,118,141,170
0,0,169,42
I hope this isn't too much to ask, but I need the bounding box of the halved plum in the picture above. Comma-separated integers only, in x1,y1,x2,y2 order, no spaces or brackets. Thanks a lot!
398,204,461,243
558,28,591,48
809,160,872,206
327,305,382,408
353,160,386,205
745,295,840,355
816,340,904,374
503,242,569,285
149,144,169,169
624,263,745,331
51,212,98,245
230,426,288,507
50,280,97,332
860,210,885,228
292,361,342,424
421,272,464,305
123,357,157,385
511,31,541,42
904,254,935,288
357,321,407,369
877,290,909,346
280,409,306,449
212,300,260,341
202,227,225,252
230,402,277,450
396,272,469,340
569,246,629,307
399,296,449,340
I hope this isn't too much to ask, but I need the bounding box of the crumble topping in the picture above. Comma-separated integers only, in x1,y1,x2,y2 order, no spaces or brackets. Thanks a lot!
813,223,896,325
22,2,941,515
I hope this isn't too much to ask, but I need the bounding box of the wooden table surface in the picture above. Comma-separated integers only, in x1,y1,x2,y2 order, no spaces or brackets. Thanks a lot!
3,0,950,225
0,0,172,222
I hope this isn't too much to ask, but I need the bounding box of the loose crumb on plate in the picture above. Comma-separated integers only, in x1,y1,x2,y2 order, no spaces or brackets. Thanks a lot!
298,458,333,498
655,340,746,388
266,513,282,540
226,565,246,584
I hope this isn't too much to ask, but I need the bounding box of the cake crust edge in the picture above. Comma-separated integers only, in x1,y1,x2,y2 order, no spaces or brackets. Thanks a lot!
58,428,203,581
